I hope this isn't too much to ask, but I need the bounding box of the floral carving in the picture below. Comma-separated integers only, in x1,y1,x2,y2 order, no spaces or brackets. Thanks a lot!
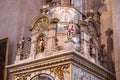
50,64,70,80
15,73,31,80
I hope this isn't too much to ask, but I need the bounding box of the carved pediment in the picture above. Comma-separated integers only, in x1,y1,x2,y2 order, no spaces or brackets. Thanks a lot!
29,15,50,32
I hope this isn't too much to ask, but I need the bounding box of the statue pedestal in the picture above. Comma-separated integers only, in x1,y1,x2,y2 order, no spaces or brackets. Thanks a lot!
64,39,75,50
15,53,21,63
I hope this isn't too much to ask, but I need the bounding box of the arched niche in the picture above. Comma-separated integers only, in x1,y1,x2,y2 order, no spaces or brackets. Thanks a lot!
36,33,47,53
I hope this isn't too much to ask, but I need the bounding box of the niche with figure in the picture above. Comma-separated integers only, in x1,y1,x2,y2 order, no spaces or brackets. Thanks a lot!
37,34,47,53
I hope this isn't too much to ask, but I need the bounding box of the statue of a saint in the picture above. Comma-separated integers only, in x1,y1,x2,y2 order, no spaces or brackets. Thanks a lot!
17,37,25,53
38,38,45,53
67,23,74,39
89,38,96,58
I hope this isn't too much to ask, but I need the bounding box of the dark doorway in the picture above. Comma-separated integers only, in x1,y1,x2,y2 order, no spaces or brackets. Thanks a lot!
0,38,8,80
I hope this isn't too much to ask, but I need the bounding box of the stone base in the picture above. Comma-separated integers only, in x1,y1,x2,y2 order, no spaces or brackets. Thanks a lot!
15,53,21,63
7,51,115,80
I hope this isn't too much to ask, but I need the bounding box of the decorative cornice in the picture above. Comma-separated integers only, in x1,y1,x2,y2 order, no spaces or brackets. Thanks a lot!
7,51,72,74
7,50,115,80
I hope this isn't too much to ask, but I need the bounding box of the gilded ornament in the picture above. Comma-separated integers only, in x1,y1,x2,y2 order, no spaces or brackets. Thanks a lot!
15,73,31,80
50,64,70,80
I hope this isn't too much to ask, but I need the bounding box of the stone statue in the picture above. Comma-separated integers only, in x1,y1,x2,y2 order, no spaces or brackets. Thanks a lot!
17,37,25,53
89,38,96,58
37,38,45,53
100,44,106,63
67,23,74,39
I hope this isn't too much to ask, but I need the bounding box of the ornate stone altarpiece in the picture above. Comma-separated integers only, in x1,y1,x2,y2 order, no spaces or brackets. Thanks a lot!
7,4,115,80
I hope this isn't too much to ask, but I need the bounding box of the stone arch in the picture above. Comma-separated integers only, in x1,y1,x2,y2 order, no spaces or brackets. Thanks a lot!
29,15,50,31
30,73,55,80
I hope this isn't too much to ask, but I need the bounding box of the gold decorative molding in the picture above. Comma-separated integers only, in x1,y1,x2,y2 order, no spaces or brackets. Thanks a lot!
50,64,70,80
15,73,31,80
29,15,50,32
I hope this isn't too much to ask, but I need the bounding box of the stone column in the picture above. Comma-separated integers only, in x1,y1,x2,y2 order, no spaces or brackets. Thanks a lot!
79,21,88,58
47,18,59,54
112,0,120,79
